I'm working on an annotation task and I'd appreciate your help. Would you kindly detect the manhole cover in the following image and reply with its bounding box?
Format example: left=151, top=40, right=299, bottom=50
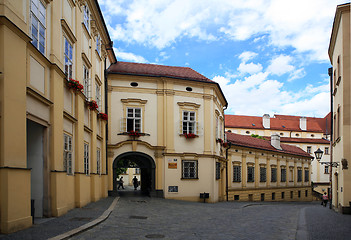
left=69, top=217, right=92, bottom=221
left=129, top=215, right=148, bottom=219
left=145, top=234, right=165, bottom=238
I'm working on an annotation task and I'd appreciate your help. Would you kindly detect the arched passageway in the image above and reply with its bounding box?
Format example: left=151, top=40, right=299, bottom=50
left=112, top=152, right=156, bottom=196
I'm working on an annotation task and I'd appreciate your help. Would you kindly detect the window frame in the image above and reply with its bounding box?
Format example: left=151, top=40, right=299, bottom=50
left=30, top=0, right=46, bottom=54
left=247, top=166, right=255, bottom=182
left=126, top=107, right=142, bottom=132
left=271, top=168, right=277, bottom=182
left=83, top=65, right=90, bottom=99
left=304, top=169, right=309, bottom=182
left=96, top=82, right=101, bottom=110
left=216, top=162, right=221, bottom=180
left=182, top=160, right=198, bottom=179
left=297, top=169, right=302, bottom=182
left=324, top=165, right=329, bottom=174
left=233, top=165, right=241, bottom=182
left=64, top=37, right=73, bottom=79
left=83, top=4, right=90, bottom=31
left=84, top=143, right=89, bottom=176
left=182, top=111, right=196, bottom=134
left=260, top=167, right=266, bottom=182
left=281, top=168, right=286, bottom=182
left=307, top=146, right=311, bottom=154
left=63, top=133, right=73, bottom=175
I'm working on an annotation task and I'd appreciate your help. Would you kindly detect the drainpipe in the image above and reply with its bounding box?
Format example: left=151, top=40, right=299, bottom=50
left=328, top=67, right=333, bottom=209
left=225, top=141, right=232, bottom=201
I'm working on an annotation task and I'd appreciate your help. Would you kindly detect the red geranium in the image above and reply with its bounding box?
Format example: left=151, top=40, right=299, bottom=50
left=67, top=78, right=83, bottom=91
left=88, top=100, right=99, bottom=110
left=98, top=113, right=108, bottom=120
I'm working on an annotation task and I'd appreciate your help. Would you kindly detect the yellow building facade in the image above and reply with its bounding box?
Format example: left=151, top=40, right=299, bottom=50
left=226, top=133, right=313, bottom=202
left=0, top=0, right=116, bottom=233
left=107, top=62, right=228, bottom=202
left=328, top=2, right=351, bottom=213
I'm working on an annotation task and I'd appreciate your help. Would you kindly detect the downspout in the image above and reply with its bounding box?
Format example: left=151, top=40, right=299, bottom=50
left=328, top=67, right=333, bottom=209
left=223, top=106, right=229, bottom=202
left=104, top=59, right=108, bottom=175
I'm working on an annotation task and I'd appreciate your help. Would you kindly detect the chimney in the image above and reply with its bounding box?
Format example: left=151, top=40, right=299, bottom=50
left=263, top=114, right=270, bottom=129
left=300, top=117, right=307, bottom=131
left=271, top=133, right=282, bottom=150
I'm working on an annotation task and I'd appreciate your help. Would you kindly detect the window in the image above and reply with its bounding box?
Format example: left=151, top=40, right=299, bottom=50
left=97, top=148, right=101, bottom=175
left=281, top=168, right=286, bottom=182
left=324, top=165, right=329, bottom=174
left=233, top=166, right=241, bottom=182
left=83, top=65, right=90, bottom=99
left=305, top=190, right=308, bottom=197
left=260, top=167, right=266, bottom=182
left=83, top=4, right=90, bottom=31
left=96, top=83, right=101, bottom=110
left=127, top=108, right=142, bottom=132
left=30, top=0, right=46, bottom=54
left=290, top=191, right=293, bottom=199
left=307, top=146, right=311, bottom=154
left=281, top=192, right=285, bottom=199
left=182, top=160, right=198, bottom=179
left=96, top=35, right=101, bottom=55
left=182, top=111, right=196, bottom=134
left=272, top=192, right=275, bottom=200
left=63, top=134, right=73, bottom=174
left=234, top=195, right=239, bottom=201
left=216, top=162, right=221, bottom=180
left=64, top=37, right=73, bottom=79
left=304, top=170, right=309, bottom=182
left=325, top=147, right=329, bottom=155
left=297, top=169, right=302, bottom=182
left=298, top=190, right=301, bottom=198
left=271, top=168, right=277, bottom=182
left=135, top=168, right=141, bottom=174
left=261, top=193, right=265, bottom=201
left=84, top=143, right=89, bottom=175
left=247, top=166, right=254, bottom=182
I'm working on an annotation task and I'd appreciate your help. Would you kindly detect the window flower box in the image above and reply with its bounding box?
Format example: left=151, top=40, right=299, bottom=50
left=128, top=130, right=140, bottom=137
left=98, top=113, right=108, bottom=121
left=184, top=133, right=198, bottom=139
left=88, top=100, right=99, bottom=111
left=67, top=78, right=83, bottom=92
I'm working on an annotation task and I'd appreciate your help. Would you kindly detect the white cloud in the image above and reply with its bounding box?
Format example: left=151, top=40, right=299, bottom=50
left=214, top=71, right=329, bottom=117
left=114, top=48, right=148, bottom=63
left=100, top=0, right=344, bottom=60
left=237, top=62, right=263, bottom=75
left=288, top=68, right=306, bottom=82
left=238, top=51, right=258, bottom=63
left=267, top=55, right=295, bottom=76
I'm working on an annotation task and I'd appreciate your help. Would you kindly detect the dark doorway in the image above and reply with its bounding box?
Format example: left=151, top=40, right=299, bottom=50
left=111, top=152, right=156, bottom=196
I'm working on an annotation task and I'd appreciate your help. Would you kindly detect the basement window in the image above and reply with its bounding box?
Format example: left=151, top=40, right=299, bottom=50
left=186, top=87, right=193, bottom=91
left=130, top=82, right=138, bottom=87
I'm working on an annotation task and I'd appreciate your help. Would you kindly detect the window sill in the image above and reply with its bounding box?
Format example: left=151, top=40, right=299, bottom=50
left=181, top=178, right=199, bottom=180
left=117, top=132, right=150, bottom=137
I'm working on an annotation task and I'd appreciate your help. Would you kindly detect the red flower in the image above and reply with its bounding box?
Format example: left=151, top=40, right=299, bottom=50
left=67, top=78, right=83, bottom=91
left=98, top=113, right=108, bottom=120
left=185, top=133, right=197, bottom=139
left=128, top=131, right=140, bottom=137
left=88, top=100, right=99, bottom=110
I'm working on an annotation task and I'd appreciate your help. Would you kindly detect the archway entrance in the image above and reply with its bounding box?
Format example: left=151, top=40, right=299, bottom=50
left=112, top=152, right=156, bottom=196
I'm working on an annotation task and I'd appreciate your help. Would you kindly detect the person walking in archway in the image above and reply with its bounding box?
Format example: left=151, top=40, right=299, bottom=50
left=133, top=176, right=139, bottom=190
left=322, top=192, right=328, bottom=207
left=117, top=176, right=125, bottom=190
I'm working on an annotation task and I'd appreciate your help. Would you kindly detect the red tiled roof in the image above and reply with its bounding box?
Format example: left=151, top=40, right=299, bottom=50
left=225, top=114, right=331, bottom=133
left=265, top=136, right=330, bottom=144
left=108, top=61, right=214, bottom=83
left=226, top=132, right=312, bottom=158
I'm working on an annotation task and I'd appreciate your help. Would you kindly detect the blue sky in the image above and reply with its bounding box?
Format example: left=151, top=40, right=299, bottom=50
left=98, top=0, right=348, bottom=118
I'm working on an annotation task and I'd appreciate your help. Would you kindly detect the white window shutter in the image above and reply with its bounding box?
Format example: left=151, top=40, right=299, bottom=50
left=120, top=117, right=126, bottom=132
left=196, top=122, right=203, bottom=136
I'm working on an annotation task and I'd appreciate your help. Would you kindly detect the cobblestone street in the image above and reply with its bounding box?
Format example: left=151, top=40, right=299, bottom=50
left=69, top=193, right=351, bottom=240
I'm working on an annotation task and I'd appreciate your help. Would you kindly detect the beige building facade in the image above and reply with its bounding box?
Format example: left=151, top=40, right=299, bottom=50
left=226, top=133, right=313, bottom=202
left=0, top=0, right=116, bottom=233
left=107, top=62, right=228, bottom=202
left=225, top=114, right=331, bottom=195
left=328, top=2, right=351, bottom=214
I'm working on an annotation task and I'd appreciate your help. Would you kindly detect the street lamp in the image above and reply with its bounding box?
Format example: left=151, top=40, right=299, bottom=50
left=314, top=148, right=323, bottom=161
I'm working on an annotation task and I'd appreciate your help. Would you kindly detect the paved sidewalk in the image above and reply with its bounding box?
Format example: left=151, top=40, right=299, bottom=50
left=0, top=196, right=118, bottom=240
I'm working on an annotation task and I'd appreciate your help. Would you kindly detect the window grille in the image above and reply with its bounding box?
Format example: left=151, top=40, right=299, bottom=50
left=271, top=168, right=277, bottom=182
left=247, top=166, right=254, bottom=182
left=63, top=134, right=73, bottom=175
left=182, top=160, right=198, bottom=179
left=233, top=166, right=241, bottom=182
left=297, top=169, right=302, bottom=182
left=281, top=168, right=286, bottom=182
left=304, top=170, right=309, bottom=182
left=97, top=149, right=101, bottom=175
left=216, top=162, right=221, bottom=180
left=84, top=143, right=89, bottom=175
left=260, top=167, right=266, bottom=182
left=31, top=0, right=46, bottom=54
left=64, top=37, right=73, bottom=79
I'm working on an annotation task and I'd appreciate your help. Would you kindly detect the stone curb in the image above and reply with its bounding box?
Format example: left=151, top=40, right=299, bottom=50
left=48, top=197, right=119, bottom=240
